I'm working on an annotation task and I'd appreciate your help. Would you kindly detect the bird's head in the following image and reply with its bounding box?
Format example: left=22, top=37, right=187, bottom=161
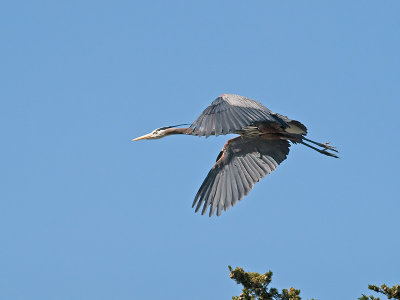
left=132, top=124, right=190, bottom=141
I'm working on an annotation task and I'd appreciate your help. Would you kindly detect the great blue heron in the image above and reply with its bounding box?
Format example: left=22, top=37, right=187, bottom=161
left=133, top=94, right=338, bottom=216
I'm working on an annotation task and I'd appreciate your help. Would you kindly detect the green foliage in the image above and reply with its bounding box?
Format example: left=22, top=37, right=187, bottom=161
left=229, top=266, right=399, bottom=300
left=228, top=266, right=310, bottom=300
left=359, top=284, right=400, bottom=300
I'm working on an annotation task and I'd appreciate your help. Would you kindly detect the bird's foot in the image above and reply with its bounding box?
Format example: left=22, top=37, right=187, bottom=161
left=321, top=142, right=338, bottom=153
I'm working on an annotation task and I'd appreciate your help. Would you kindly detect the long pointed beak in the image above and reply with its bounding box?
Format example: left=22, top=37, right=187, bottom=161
left=132, top=133, right=152, bottom=141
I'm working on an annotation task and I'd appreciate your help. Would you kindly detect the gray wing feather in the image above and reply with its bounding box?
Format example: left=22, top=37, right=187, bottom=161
left=229, top=107, right=250, bottom=129
left=228, top=165, right=239, bottom=208
left=200, top=171, right=220, bottom=214
left=211, top=172, right=223, bottom=216
left=192, top=137, right=290, bottom=216
left=193, top=174, right=212, bottom=212
left=224, top=164, right=233, bottom=212
left=236, top=157, right=253, bottom=192
left=205, top=110, right=214, bottom=136
left=248, top=154, right=264, bottom=178
left=243, top=156, right=259, bottom=182
left=232, top=162, right=244, bottom=202
left=265, top=155, right=278, bottom=170
left=214, top=108, right=223, bottom=137
left=217, top=170, right=227, bottom=216
left=190, top=94, right=289, bottom=137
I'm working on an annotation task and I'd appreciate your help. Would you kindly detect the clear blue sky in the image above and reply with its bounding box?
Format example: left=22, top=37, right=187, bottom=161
left=1, top=1, right=399, bottom=299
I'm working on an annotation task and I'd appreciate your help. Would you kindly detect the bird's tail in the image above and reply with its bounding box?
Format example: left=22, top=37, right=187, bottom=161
left=300, top=137, right=339, bottom=158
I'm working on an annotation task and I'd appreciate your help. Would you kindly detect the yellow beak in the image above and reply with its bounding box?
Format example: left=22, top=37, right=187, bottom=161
left=132, top=133, right=152, bottom=141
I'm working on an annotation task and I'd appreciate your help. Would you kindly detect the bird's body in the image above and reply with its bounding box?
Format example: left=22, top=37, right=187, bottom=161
left=133, top=94, right=338, bottom=216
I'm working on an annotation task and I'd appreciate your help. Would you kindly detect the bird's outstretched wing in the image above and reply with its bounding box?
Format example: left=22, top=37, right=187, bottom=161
left=189, top=94, right=290, bottom=137
left=192, top=136, right=290, bottom=216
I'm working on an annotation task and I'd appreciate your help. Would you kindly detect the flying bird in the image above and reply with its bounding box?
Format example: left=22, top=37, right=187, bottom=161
left=133, top=94, right=338, bottom=216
